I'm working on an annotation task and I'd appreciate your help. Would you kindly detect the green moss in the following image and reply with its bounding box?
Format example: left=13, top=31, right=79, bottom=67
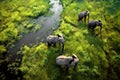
left=26, top=23, right=34, bottom=29
left=34, top=24, right=41, bottom=32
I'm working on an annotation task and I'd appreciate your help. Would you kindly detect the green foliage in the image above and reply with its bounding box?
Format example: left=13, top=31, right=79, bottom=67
left=60, top=0, right=73, bottom=7
left=26, top=23, right=34, bottom=29
left=54, top=19, right=108, bottom=80
left=54, top=0, right=120, bottom=80
left=0, top=45, right=6, bottom=57
left=0, top=27, right=18, bottom=40
left=20, top=44, right=49, bottom=80
left=1, top=0, right=119, bottom=80
left=34, top=24, right=41, bottom=32
left=19, top=43, right=65, bottom=80
left=0, top=0, right=50, bottom=57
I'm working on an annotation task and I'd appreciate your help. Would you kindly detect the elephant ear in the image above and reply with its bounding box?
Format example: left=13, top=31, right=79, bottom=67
left=85, top=10, right=89, bottom=15
left=86, top=10, right=89, bottom=13
left=57, top=34, right=62, bottom=38
left=72, top=54, right=77, bottom=59
left=98, top=20, right=102, bottom=27
left=98, top=20, right=101, bottom=22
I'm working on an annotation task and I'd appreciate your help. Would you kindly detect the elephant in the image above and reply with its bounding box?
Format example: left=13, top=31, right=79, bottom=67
left=46, top=34, right=64, bottom=51
left=56, top=54, right=79, bottom=72
left=88, top=20, right=102, bottom=33
left=78, top=10, right=89, bottom=23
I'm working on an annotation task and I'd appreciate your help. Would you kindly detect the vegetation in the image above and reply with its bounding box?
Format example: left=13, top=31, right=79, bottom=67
left=0, top=0, right=50, bottom=57
left=34, top=24, right=41, bottom=32
left=0, top=0, right=120, bottom=80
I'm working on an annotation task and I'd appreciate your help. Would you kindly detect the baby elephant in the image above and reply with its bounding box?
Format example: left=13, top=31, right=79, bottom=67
left=78, top=10, right=89, bottom=23
left=88, top=20, right=102, bottom=33
left=46, top=34, right=64, bottom=51
left=56, top=54, right=79, bottom=72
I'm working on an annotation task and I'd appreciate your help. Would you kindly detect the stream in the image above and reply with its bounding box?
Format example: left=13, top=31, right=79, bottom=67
left=0, top=0, right=63, bottom=80
left=7, top=0, right=63, bottom=55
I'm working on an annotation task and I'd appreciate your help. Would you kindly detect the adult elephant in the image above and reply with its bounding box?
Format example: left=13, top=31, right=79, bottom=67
left=56, top=54, right=79, bottom=72
left=88, top=20, right=102, bottom=33
left=46, top=34, right=64, bottom=51
left=78, top=10, right=89, bottom=23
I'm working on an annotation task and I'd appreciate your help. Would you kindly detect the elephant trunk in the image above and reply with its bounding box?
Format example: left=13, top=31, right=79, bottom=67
left=100, top=24, right=102, bottom=33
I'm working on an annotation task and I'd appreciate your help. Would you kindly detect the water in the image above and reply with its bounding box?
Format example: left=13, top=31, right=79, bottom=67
left=7, top=0, right=63, bottom=55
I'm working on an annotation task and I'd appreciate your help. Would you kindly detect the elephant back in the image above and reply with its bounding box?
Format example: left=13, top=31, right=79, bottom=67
left=88, top=20, right=96, bottom=28
left=46, top=35, right=58, bottom=42
left=79, top=12, right=84, bottom=19
left=56, top=55, right=73, bottom=66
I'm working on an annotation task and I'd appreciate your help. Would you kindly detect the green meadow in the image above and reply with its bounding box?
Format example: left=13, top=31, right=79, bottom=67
left=0, top=0, right=120, bottom=80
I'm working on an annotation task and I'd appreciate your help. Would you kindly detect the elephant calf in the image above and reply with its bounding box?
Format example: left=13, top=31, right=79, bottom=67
left=56, top=54, right=79, bottom=71
left=88, top=20, right=102, bottom=33
left=46, top=34, right=64, bottom=51
left=78, top=10, right=89, bottom=23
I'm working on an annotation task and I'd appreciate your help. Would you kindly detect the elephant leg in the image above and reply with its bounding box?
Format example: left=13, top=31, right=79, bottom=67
left=48, top=43, right=51, bottom=47
left=73, top=63, right=78, bottom=71
left=78, top=17, right=80, bottom=21
left=53, top=43, right=56, bottom=47
left=66, top=66, right=69, bottom=74
left=88, top=26, right=94, bottom=31
left=84, top=16, right=86, bottom=23
left=91, top=26, right=95, bottom=30
left=91, top=27, right=95, bottom=32
left=89, top=27, right=96, bottom=35
left=78, top=17, right=82, bottom=22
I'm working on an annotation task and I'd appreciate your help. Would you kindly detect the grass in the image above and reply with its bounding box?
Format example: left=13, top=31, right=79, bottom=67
left=18, top=0, right=120, bottom=80
left=0, top=0, right=120, bottom=80
left=0, top=0, right=50, bottom=57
